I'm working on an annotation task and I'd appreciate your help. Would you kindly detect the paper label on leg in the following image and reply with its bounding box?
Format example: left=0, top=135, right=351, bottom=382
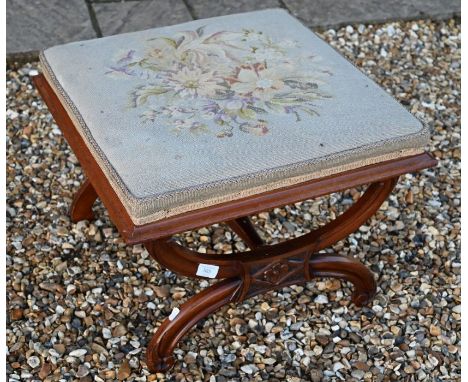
left=168, top=307, right=180, bottom=321
left=196, top=263, right=219, bottom=278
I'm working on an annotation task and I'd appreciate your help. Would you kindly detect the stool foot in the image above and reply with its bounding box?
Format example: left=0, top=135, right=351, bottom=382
left=146, top=279, right=241, bottom=373
left=308, top=253, right=377, bottom=307
left=70, top=178, right=98, bottom=222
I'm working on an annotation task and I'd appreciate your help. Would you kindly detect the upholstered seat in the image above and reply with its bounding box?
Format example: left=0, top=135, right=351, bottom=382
left=40, top=9, right=429, bottom=225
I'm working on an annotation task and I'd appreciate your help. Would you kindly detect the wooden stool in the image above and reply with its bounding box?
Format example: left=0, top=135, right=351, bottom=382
left=34, top=9, right=436, bottom=372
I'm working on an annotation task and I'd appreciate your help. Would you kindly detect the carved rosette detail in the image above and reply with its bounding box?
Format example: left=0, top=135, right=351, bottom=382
left=263, top=261, right=289, bottom=284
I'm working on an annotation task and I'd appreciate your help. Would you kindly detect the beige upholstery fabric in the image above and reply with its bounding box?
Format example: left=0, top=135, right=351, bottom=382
left=40, top=9, right=429, bottom=225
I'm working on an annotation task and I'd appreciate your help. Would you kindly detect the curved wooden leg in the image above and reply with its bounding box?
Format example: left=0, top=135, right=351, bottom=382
left=308, top=253, right=376, bottom=307
left=226, top=216, right=264, bottom=249
left=146, top=278, right=241, bottom=372
left=70, top=178, right=98, bottom=222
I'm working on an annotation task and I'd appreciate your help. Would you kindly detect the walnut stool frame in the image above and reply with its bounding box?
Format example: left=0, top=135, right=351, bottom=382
left=34, top=74, right=436, bottom=373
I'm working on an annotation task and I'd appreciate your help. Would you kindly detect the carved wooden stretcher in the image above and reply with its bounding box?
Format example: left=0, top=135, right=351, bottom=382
left=34, top=73, right=435, bottom=372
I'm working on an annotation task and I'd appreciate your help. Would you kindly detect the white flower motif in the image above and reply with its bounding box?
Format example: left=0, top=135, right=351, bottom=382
left=242, top=29, right=267, bottom=43
left=250, top=47, right=282, bottom=62
left=231, top=66, right=285, bottom=98
left=201, top=111, right=216, bottom=120
left=225, top=100, right=244, bottom=110
left=277, top=39, right=299, bottom=48
left=165, top=67, right=226, bottom=98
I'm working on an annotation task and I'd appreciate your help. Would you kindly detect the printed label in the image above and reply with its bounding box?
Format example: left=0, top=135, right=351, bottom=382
left=196, top=263, right=219, bottom=278
left=168, top=307, right=180, bottom=321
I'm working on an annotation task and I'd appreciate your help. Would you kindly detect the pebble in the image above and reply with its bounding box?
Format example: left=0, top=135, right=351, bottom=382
left=103, top=328, right=112, bottom=339
left=184, top=352, right=197, bottom=364
left=352, top=369, right=365, bottom=379
left=76, top=365, right=90, bottom=378
left=430, top=324, right=441, bottom=336
left=118, top=359, right=131, bottom=380
left=112, top=324, right=127, bottom=337
left=333, top=362, right=345, bottom=372
left=69, top=349, right=87, bottom=358
left=38, top=363, right=51, bottom=379
left=314, top=294, right=329, bottom=304
left=240, top=364, right=258, bottom=374
left=313, top=345, right=323, bottom=356
left=27, top=356, right=40, bottom=369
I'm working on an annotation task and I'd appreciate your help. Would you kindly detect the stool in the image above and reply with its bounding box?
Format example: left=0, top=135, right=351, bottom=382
left=34, top=9, right=436, bottom=372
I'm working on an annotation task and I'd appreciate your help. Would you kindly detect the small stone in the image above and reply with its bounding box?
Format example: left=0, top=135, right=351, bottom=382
left=405, top=190, right=414, bottom=203
left=314, top=295, right=328, bottom=304
left=241, top=364, right=258, bottom=374
left=387, top=25, right=396, bottom=36
left=417, top=370, right=427, bottom=380
left=102, top=228, right=113, bottom=237
left=428, top=354, right=439, bottom=367
left=69, top=349, right=87, bottom=358
left=38, top=362, right=51, bottom=379
left=112, top=324, right=127, bottom=337
left=76, top=365, right=90, bottom=378
left=352, top=370, right=365, bottom=379
left=323, top=342, right=335, bottom=354
left=103, top=328, right=112, bottom=339
left=52, top=344, right=65, bottom=355
left=333, top=362, right=345, bottom=372
left=264, top=358, right=275, bottom=365
left=313, top=345, right=323, bottom=356
left=118, top=359, right=131, bottom=380
left=430, top=324, right=441, bottom=336
left=353, top=361, right=370, bottom=371
left=91, top=343, right=108, bottom=354
left=172, top=291, right=186, bottom=300
left=310, top=370, right=323, bottom=382
left=260, top=302, right=270, bottom=312
left=154, top=286, right=170, bottom=298
left=102, top=370, right=116, bottom=379
left=223, top=353, right=236, bottom=363
left=341, top=347, right=351, bottom=355
left=55, top=305, right=65, bottom=315
left=349, top=333, right=361, bottom=343
left=27, top=356, right=40, bottom=368
left=75, top=310, right=86, bottom=318
left=10, top=308, right=23, bottom=321
left=184, top=352, right=197, bottom=364
left=316, top=335, right=329, bottom=346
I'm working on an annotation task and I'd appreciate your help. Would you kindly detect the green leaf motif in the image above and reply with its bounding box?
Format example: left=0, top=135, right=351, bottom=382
left=238, top=107, right=256, bottom=120
left=133, top=86, right=170, bottom=106
left=160, top=37, right=177, bottom=48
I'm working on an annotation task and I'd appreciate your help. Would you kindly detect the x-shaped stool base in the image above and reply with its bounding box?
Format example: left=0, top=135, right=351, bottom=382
left=72, top=177, right=397, bottom=372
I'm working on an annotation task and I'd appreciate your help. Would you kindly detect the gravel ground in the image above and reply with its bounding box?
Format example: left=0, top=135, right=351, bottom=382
left=7, top=18, right=460, bottom=382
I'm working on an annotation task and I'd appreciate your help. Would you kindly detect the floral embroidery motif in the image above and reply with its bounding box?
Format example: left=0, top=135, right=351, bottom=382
left=107, top=26, right=332, bottom=137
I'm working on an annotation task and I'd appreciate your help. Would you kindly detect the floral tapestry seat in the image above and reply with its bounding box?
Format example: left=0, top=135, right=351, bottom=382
left=40, top=9, right=429, bottom=225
